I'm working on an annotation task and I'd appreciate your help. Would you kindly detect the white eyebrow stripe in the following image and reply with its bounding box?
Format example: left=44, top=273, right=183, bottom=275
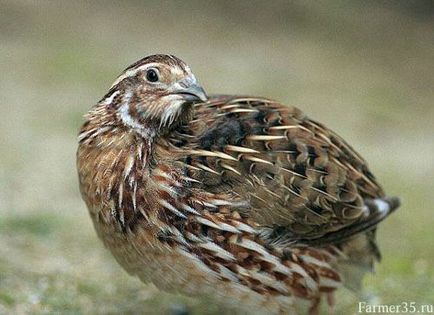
left=110, top=62, right=161, bottom=89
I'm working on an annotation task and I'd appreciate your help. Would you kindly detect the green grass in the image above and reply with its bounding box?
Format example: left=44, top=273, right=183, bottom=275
left=0, top=213, right=61, bottom=237
left=1, top=1, right=433, bottom=314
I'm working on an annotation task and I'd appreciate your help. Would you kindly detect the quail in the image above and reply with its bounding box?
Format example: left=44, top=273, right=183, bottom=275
left=77, top=54, right=399, bottom=314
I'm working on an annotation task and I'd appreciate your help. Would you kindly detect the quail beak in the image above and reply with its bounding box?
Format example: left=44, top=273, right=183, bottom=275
left=172, top=83, right=208, bottom=103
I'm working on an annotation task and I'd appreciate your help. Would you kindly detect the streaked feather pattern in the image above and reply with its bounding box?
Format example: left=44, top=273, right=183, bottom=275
left=77, top=55, right=399, bottom=314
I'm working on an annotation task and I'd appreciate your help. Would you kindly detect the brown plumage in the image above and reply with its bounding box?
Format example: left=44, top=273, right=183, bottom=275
left=77, top=54, right=399, bottom=314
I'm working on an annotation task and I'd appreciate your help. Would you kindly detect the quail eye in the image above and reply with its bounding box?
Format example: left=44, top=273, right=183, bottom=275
left=146, top=69, right=159, bottom=83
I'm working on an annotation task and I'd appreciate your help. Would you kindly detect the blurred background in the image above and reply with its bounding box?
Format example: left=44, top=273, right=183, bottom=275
left=0, top=1, right=433, bottom=314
